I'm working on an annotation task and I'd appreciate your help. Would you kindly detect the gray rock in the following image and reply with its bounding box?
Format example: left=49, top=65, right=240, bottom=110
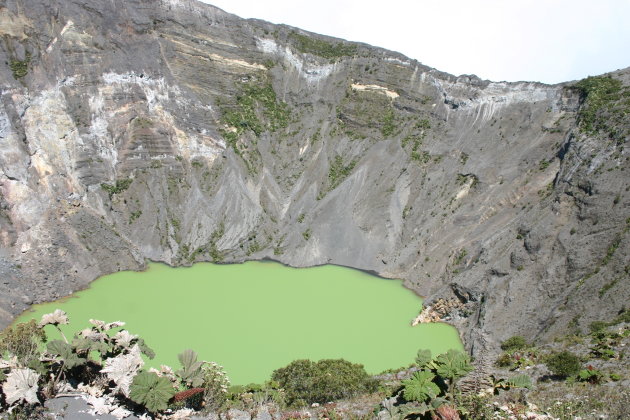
left=44, top=395, right=141, bottom=420
left=225, top=409, right=251, bottom=420
left=254, top=407, right=273, bottom=420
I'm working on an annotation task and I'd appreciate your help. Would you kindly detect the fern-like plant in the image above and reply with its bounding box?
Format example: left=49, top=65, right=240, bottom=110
left=402, top=370, right=440, bottom=403
left=415, top=349, right=432, bottom=368
left=485, top=374, right=532, bottom=395
left=176, top=349, right=205, bottom=387
left=505, top=374, right=532, bottom=389
left=129, top=371, right=176, bottom=413
left=434, top=350, right=473, bottom=395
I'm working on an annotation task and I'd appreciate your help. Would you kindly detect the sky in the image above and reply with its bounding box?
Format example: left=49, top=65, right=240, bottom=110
left=201, top=0, right=630, bottom=84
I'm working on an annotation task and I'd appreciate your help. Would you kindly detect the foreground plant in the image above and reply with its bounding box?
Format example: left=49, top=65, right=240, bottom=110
left=392, top=349, right=471, bottom=418
left=2, top=368, right=40, bottom=405
left=0, top=311, right=231, bottom=418
left=272, top=358, right=378, bottom=406
left=481, top=374, right=532, bottom=396
left=0, top=320, right=46, bottom=366
left=173, top=349, right=230, bottom=410
left=129, top=371, right=176, bottom=413
left=382, top=348, right=533, bottom=419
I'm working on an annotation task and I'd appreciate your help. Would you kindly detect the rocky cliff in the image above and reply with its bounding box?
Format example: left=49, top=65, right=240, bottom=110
left=0, top=0, right=628, bottom=356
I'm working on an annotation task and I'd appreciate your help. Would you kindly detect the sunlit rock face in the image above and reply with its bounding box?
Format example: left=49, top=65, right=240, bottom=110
left=0, top=0, right=628, bottom=354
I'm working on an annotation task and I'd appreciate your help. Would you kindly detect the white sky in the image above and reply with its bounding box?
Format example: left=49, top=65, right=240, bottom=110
left=200, top=0, right=630, bottom=84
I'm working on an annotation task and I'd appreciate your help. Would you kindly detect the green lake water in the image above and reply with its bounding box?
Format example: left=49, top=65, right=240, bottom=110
left=15, top=261, right=462, bottom=384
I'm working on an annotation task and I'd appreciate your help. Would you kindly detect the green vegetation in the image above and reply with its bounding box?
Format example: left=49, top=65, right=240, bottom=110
left=402, top=119, right=431, bottom=163
left=601, top=235, right=622, bottom=265
left=545, top=351, right=581, bottom=378
left=289, top=32, right=357, bottom=60
left=0, top=320, right=46, bottom=366
left=208, top=223, right=225, bottom=262
left=538, top=159, right=550, bottom=171
left=310, top=127, right=321, bottom=144
left=10, top=53, right=31, bottom=79
left=576, top=366, right=604, bottom=384
left=495, top=345, right=541, bottom=371
left=381, top=109, right=396, bottom=137
left=271, top=359, right=377, bottom=406
left=327, top=154, right=357, bottom=190
left=411, top=150, right=431, bottom=163
left=456, top=173, right=478, bottom=189
left=101, top=178, right=133, bottom=198
left=392, top=349, right=478, bottom=417
left=129, top=371, right=176, bottom=413
left=220, top=82, right=291, bottom=158
left=133, top=116, right=154, bottom=128
left=129, top=210, right=142, bottom=223
left=538, top=182, right=554, bottom=199
left=0, top=312, right=229, bottom=417
left=453, top=249, right=467, bottom=266
left=598, top=278, right=619, bottom=298
left=573, top=75, right=630, bottom=143
left=500, top=336, right=528, bottom=352
left=588, top=322, right=628, bottom=360
left=301, top=228, right=311, bottom=241
left=416, top=119, right=431, bottom=130
left=576, top=219, right=629, bottom=288
left=490, top=319, right=629, bottom=419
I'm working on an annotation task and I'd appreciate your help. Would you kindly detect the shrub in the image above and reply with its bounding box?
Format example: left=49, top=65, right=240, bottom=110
left=495, top=352, right=513, bottom=368
left=546, top=351, right=581, bottom=378
left=589, top=321, right=608, bottom=333
left=611, top=309, right=630, bottom=325
left=9, top=53, right=30, bottom=79
left=500, top=336, right=528, bottom=352
left=271, top=359, right=377, bottom=406
left=101, top=178, right=133, bottom=198
left=0, top=320, right=46, bottom=365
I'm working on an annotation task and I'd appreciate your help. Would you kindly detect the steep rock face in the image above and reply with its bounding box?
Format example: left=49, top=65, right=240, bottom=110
left=0, top=0, right=628, bottom=355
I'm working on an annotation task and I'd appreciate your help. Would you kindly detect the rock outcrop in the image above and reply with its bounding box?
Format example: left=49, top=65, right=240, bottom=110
left=0, top=0, right=628, bottom=356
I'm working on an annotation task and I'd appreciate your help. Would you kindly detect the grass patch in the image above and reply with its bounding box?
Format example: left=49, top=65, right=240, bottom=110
left=328, top=154, right=357, bottom=190
left=220, top=82, right=291, bottom=159
left=601, top=235, right=621, bottom=266
left=10, top=53, right=31, bottom=79
left=222, top=83, right=290, bottom=138
left=453, top=249, right=467, bottom=265
left=381, top=109, right=396, bottom=137
left=129, top=210, right=142, bottom=224
left=411, top=150, right=431, bottom=163
left=572, top=75, right=630, bottom=143
left=289, top=32, right=357, bottom=60
left=101, top=178, right=133, bottom=198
